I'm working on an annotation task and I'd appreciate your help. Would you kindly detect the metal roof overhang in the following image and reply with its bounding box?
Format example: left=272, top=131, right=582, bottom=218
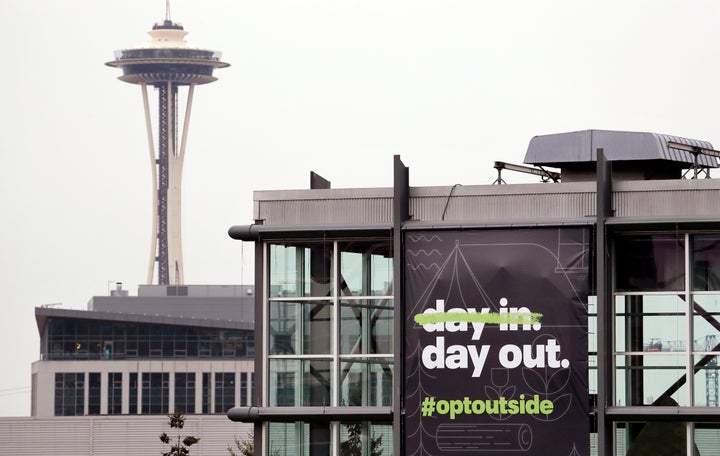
left=227, top=219, right=602, bottom=242
left=34, top=307, right=253, bottom=335
left=229, top=216, right=720, bottom=243
left=605, top=216, right=720, bottom=232
left=401, top=218, right=595, bottom=230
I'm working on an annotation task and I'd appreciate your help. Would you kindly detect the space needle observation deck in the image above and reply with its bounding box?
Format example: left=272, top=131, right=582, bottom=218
left=106, top=13, right=229, bottom=286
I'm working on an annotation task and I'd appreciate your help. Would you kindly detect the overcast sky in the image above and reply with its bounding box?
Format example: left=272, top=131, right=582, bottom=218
left=1, top=0, right=719, bottom=416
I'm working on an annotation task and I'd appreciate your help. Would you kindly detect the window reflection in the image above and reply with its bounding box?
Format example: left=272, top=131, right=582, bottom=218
left=615, top=235, right=685, bottom=292
left=614, top=354, right=687, bottom=406
left=215, top=372, right=235, bottom=413
left=339, top=422, right=391, bottom=456
left=270, top=243, right=334, bottom=298
left=175, top=373, right=196, bottom=414
left=266, top=238, right=394, bottom=452
left=88, top=373, right=101, bottom=415
left=54, top=372, right=84, bottom=416
left=614, top=234, right=720, bottom=412
left=141, top=372, right=169, bottom=414
left=269, top=359, right=333, bottom=407
left=340, top=299, right=393, bottom=355
left=339, top=240, right=393, bottom=296
left=339, top=358, right=393, bottom=407
left=44, top=319, right=253, bottom=360
left=614, top=295, right=686, bottom=353
left=269, top=300, right=333, bottom=355
left=108, top=372, right=122, bottom=414
left=621, top=417, right=698, bottom=455
left=693, top=234, right=720, bottom=291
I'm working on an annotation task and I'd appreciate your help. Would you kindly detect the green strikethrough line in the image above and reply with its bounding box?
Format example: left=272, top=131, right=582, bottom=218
left=413, top=312, right=543, bottom=326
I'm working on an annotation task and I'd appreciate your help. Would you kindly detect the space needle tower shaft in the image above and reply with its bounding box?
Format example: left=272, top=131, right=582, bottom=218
left=106, top=7, right=228, bottom=285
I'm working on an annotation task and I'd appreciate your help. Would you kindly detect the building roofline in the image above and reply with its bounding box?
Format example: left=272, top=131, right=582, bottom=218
left=34, top=307, right=253, bottom=336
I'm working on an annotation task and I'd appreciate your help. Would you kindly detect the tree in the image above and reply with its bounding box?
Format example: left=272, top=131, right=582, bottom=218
left=227, top=430, right=254, bottom=456
left=160, top=410, right=200, bottom=456
left=340, top=422, right=383, bottom=456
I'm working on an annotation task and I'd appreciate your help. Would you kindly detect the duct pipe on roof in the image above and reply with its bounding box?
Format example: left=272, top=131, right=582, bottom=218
left=228, top=224, right=392, bottom=241
left=227, top=406, right=393, bottom=423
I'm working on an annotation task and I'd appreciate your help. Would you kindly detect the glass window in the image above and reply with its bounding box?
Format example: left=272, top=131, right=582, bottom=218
left=142, top=372, right=169, bottom=414
left=108, top=372, right=122, bottom=414
left=270, top=243, right=334, bottom=298
left=692, top=295, right=720, bottom=407
left=339, top=422, right=392, bottom=456
left=693, top=354, right=720, bottom=407
left=695, top=423, right=720, bottom=454
left=54, top=372, right=84, bottom=416
left=129, top=373, right=138, bottom=414
left=269, top=359, right=333, bottom=407
left=202, top=372, right=210, bottom=414
left=42, top=318, right=253, bottom=361
left=266, top=238, right=394, bottom=453
left=174, top=373, right=195, bottom=414
left=340, top=299, right=393, bottom=355
left=215, top=372, right=235, bottom=413
left=339, top=358, right=393, bottom=407
left=588, top=296, right=597, bottom=396
left=615, top=354, right=687, bottom=406
left=267, top=423, right=312, bottom=456
left=693, top=234, right=720, bottom=291
left=338, top=240, right=393, bottom=296
left=615, top=234, right=685, bottom=292
left=88, top=373, right=101, bottom=415
left=269, top=300, right=333, bottom=355
left=240, top=372, right=248, bottom=407
left=251, top=373, right=256, bottom=406
left=617, top=421, right=693, bottom=455
left=613, top=294, right=689, bottom=407
left=614, top=295, right=686, bottom=353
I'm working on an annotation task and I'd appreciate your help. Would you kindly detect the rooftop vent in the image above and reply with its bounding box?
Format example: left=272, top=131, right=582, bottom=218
left=110, top=282, right=129, bottom=297
left=524, top=130, right=718, bottom=182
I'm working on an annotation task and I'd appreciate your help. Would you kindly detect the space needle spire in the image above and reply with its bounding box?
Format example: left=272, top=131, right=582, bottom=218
left=106, top=5, right=229, bottom=285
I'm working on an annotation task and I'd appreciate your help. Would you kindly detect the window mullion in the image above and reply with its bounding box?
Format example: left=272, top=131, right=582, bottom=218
left=685, top=233, right=694, bottom=456
left=685, top=234, right=693, bottom=407
left=333, top=240, right=339, bottom=408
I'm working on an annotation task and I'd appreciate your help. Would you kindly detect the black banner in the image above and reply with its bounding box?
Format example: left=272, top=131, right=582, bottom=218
left=404, top=228, right=590, bottom=456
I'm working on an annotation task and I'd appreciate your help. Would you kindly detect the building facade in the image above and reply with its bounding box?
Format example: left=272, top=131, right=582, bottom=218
left=0, top=284, right=255, bottom=455
left=228, top=130, right=720, bottom=456
left=33, top=284, right=255, bottom=418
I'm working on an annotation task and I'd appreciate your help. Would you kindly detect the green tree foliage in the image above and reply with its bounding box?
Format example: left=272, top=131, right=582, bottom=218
left=160, top=410, right=200, bottom=456
left=227, top=431, right=254, bottom=456
left=340, top=423, right=383, bottom=456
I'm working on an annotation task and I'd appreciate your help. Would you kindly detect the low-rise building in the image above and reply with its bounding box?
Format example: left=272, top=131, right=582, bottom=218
left=228, top=130, right=720, bottom=456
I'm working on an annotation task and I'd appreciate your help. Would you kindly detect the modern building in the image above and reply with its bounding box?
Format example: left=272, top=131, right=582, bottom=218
left=32, top=284, right=255, bottom=418
left=106, top=12, right=229, bottom=285
left=0, top=284, right=255, bottom=455
left=228, top=129, right=720, bottom=456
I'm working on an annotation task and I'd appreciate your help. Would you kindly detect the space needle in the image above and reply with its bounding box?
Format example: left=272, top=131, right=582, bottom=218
left=106, top=3, right=229, bottom=285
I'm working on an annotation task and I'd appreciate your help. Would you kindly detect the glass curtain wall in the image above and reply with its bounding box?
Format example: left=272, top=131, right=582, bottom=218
left=614, top=233, right=720, bottom=455
left=265, top=239, right=394, bottom=456
left=44, top=321, right=253, bottom=360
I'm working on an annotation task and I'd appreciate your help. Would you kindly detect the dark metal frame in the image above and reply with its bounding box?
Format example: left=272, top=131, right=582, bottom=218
left=393, top=155, right=409, bottom=456
left=155, top=81, right=177, bottom=285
